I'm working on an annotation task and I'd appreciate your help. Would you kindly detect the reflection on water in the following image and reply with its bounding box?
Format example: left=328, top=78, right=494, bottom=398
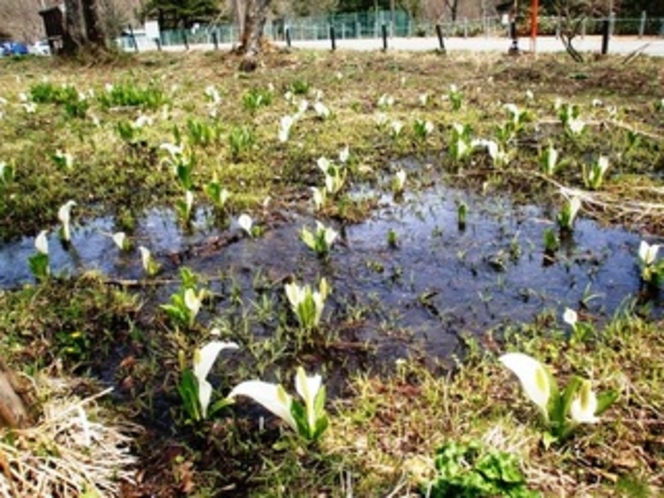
left=1, top=183, right=659, bottom=360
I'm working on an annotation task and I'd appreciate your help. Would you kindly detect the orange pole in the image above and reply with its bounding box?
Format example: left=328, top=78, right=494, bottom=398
left=530, top=0, right=539, bottom=53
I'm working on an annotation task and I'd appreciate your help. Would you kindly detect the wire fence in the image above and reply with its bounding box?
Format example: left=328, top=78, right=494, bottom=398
left=118, top=10, right=664, bottom=51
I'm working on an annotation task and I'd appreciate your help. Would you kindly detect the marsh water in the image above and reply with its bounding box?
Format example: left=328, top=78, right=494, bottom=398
left=1, top=178, right=659, bottom=362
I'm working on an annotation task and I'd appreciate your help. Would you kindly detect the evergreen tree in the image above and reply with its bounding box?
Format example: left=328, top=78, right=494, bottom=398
left=141, top=0, right=222, bottom=29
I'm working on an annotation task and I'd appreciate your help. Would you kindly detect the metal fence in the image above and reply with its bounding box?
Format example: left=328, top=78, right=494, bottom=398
left=117, top=10, right=664, bottom=51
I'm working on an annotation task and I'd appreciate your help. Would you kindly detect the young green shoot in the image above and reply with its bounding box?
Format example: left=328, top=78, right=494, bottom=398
left=557, top=196, right=581, bottom=233
left=52, top=150, right=74, bottom=171
left=317, top=157, right=346, bottom=197
left=543, top=228, right=559, bottom=255
left=311, top=187, right=326, bottom=211
left=638, top=240, right=663, bottom=285
left=162, top=287, right=206, bottom=329
left=139, top=246, right=161, bottom=277
left=285, top=278, right=330, bottom=331
left=583, top=156, right=610, bottom=191
left=449, top=123, right=473, bottom=161
left=540, top=143, right=559, bottom=175
left=175, top=190, right=195, bottom=225
left=413, top=118, right=434, bottom=141
left=229, top=126, right=256, bottom=161
left=205, top=174, right=230, bottom=211
left=387, top=228, right=398, bottom=248
left=559, top=103, right=585, bottom=137
left=0, top=161, right=14, bottom=188
left=563, top=308, right=593, bottom=344
left=477, top=139, right=510, bottom=167
left=390, top=120, right=404, bottom=138
left=457, top=201, right=468, bottom=230
left=393, top=169, right=406, bottom=195
left=447, top=84, right=462, bottom=111
left=300, top=221, right=338, bottom=257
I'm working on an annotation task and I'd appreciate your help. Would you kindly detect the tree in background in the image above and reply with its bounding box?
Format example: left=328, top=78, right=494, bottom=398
left=141, top=0, right=222, bottom=30
left=232, top=0, right=272, bottom=55
left=62, top=0, right=107, bottom=54
left=547, top=0, right=619, bottom=61
left=398, top=0, right=425, bottom=28
left=287, top=0, right=339, bottom=17
left=336, top=0, right=391, bottom=12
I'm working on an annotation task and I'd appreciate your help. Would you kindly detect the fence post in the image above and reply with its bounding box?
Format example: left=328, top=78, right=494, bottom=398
left=464, top=18, right=468, bottom=38
left=509, top=20, right=519, bottom=54
left=435, top=24, right=445, bottom=53
left=212, top=30, right=219, bottom=50
left=285, top=26, right=291, bottom=47
left=182, top=29, right=189, bottom=50
left=639, top=11, right=647, bottom=38
left=128, top=24, right=138, bottom=52
left=381, top=23, right=388, bottom=51
left=154, top=38, right=161, bottom=51
left=601, top=19, right=610, bottom=55
left=581, top=18, right=587, bottom=39
left=330, top=25, right=336, bottom=51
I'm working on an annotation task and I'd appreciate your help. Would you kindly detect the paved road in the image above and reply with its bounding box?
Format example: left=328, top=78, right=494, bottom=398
left=278, top=35, right=664, bottom=57
left=160, top=35, right=664, bottom=57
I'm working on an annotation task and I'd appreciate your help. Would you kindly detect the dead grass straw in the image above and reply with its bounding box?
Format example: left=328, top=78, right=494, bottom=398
left=0, top=382, right=138, bottom=497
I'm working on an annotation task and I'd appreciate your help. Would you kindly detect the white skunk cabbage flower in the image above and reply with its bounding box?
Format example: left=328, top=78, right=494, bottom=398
left=228, top=380, right=297, bottom=431
left=563, top=308, right=578, bottom=327
left=639, top=240, right=659, bottom=266
left=112, top=232, right=127, bottom=250
left=58, top=200, right=76, bottom=242
left=295, top=367, right=323, bottom=432
left=238, top=214, right=253, bottom=237
left=569, top=379, right=599, bottom=424
left=35, top=230, right=49, bottom=255
left=499, top=352, right=551, bottom=418
left=193, top=340, right=239, bottom=418
left=278, top=115, right=294, bottom=143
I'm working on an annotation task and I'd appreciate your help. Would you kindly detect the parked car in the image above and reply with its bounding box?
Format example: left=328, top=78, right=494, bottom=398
left=31, top=40, right=51, bottom=56
left=1, top=41, right=29, bottom=56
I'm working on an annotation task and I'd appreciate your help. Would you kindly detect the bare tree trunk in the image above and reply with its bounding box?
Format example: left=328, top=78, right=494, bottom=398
left=236, top=0, right=271, bottom=56
left=0, top=359, right=30, bottom=428
left=63, top=0, right=86, bottom=54
left=83, top=0, right=106, bottom=47
left=62, top=0, right=107, bottom=56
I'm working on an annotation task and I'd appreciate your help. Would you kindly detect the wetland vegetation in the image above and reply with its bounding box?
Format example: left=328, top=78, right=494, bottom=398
left=0, top=48, right=662, bottom=496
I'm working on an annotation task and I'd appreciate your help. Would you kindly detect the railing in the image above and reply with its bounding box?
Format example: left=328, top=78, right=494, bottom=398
left=117, top=11, right=664, bottom=51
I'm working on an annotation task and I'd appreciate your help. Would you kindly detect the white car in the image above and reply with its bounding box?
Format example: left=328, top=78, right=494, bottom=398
left=31, top=40, right=51, bottom=56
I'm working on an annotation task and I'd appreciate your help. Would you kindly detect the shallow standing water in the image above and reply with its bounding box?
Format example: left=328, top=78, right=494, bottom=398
left=1, top=180, right=659, bottom=362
